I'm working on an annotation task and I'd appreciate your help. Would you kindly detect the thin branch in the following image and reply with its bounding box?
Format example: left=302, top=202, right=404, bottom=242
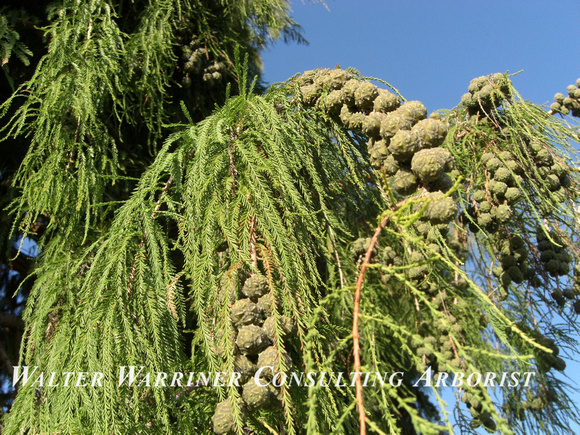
left=352, top=214, right=389, bottom=435
left=66, top=17, right=93, bottom=173
left=127, top=148, right=196, bottom=296
left=126, top=175, right=174, bottom=296
left=249, top=216, right=258, bottom=269
left=228, top=128, right=238, bottom=196
left=351, top=192, right=428, bottom=435
left=323, top=210, right=346, bottom=288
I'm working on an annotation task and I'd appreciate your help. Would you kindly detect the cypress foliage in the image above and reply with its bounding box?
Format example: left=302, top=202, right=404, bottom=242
left=2, top=3, right=580, bottom=435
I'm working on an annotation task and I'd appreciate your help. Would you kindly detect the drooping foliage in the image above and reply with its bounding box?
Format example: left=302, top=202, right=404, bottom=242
left=0, top=0, right=303, bottom=240
left=0, top=0, right=303, bottom=417
left=2, top=2, right=580, bottom=435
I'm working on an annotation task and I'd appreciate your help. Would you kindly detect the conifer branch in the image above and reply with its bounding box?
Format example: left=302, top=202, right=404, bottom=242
left=352, top=192, right=430, bottom=435
left=249, top=216, right=258, bottom=269
left=3, top=24, right=580, bottom=431
left=127, top=172, right=175, bottom=296
left=352, top=214, right=389, bottom=435
left=127, top=144, right=196, bottom=295
left=324, top=210, right=346, bottom=288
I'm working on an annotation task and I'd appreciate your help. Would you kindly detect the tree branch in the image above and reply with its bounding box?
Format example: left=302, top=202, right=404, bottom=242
left=323, top=210, right=346, bottom=288
left=249, top=216, right=258, bottom=269
left=127, top=148, right=196, bottom=296
left=352, top=214, right=389, bottom=435
left=126, top=175, right=174, bottom=296
left=351, top=192, right=427, bottom=435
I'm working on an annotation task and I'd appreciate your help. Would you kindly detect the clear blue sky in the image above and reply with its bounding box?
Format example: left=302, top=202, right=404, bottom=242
left=262, top=1, right=580, bottom=114
left=261, top=2, right=580, bottom=433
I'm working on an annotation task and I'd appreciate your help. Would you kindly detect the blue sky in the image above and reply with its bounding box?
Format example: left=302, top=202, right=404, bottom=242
left=261, top=1, right=580, bottom=432
left=261, top=1, right=580, bottom=114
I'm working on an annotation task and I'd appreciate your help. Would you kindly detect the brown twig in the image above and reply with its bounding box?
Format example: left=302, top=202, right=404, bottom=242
left=448, top=335, right=467, bottom=371
left=249, top=216, right=258, bottom=269
left=351, top=192, right=428, bottom=435
left=352, top=214, right=389, bottom=435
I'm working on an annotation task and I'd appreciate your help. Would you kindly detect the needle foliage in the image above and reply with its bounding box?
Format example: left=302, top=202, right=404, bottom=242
left=1, top=2, right=580, bottom=435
